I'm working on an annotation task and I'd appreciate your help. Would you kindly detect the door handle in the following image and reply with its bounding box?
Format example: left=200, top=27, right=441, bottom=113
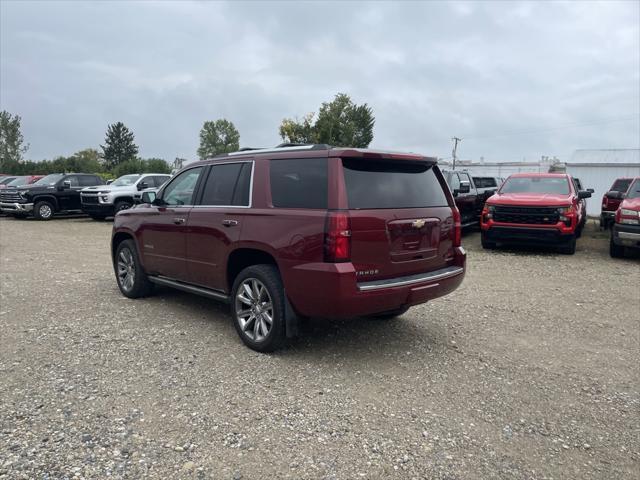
left=173, top=217, right=186, bottom=225
left=222, top=219, right=239, bottom=227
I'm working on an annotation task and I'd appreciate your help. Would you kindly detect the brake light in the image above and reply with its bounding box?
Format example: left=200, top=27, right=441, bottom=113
left=602, top=196, right=608, bottom=208
left=324, top=211, right=351, bottom=262
left=616, top=208, right=640, bottom=225
left=452, top=207, right=461, bottom=247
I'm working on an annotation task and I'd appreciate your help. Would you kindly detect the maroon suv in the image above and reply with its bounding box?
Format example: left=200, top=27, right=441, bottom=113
left=111, top=144, right=466, bottom=351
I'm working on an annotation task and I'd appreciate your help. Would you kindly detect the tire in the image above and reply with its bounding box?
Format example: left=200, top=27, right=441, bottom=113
left=33, top=201, right=55, bottom=221
left=368, top=306, right=410, bottom=320
left=609, top=237, right=625, bottom=258
left=114, top=239, right=154, bottom=298
left=481, top=232, right=497, bottom=250
left=558, top=235, right=577, bottom=255
left=231, top=264, right=287, bottom=352
left=90, top=215, right=107, bottom=221
left=114, top=200, right=133, bottom=214
left=576, top=219, right=586, bottom=238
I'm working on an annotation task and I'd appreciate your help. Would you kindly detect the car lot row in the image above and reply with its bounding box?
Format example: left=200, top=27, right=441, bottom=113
left=2, top=145, right=638, bottom=353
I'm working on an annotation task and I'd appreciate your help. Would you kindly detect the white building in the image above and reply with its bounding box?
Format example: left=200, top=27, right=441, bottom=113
left=564, top=149, right=640, bottom=216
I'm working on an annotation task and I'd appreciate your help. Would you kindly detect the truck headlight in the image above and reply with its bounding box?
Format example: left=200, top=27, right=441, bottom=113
left=100, top=195, right=110, bottom=203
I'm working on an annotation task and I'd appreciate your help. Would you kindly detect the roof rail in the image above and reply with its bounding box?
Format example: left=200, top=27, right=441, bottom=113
left=224, top=143, right=331, bottom=157
left=237, top=147, right=264, bottom=152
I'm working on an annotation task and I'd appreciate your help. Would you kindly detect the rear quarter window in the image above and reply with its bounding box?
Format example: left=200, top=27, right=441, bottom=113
left=342, top=159, right=448, bottom=209
left=270, top=158, right=328, bottom=209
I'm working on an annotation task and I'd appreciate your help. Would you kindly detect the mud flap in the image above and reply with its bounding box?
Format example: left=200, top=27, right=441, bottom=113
left=283, top=291, right=299, bottom=338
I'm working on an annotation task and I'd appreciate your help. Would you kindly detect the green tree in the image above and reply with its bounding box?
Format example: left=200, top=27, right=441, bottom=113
left=278, top=113, right=317, bottom=144
left=144, top=158, right=172, bottom=174
left=278, top=93, right=375, bottom=148
left=112, top=158, right=171, bottom=178
left=0, top=111, right=29, bottom=171
left=197, top=119, right=240, bottom=159
left=101, top=122, right=139, bottom=170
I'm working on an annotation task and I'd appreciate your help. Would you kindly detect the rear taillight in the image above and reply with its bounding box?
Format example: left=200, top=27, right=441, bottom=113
left=324, top=211, right=351, bottom=262
left=617, top=208, right=640, bottom=225
left=602, top=196, right=608, bottom=208
left=452, top=207, right=462, bottom=247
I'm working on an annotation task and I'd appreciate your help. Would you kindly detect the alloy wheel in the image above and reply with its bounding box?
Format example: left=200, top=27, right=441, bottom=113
left=117, top=248, right=136, bottom=291
left=235, top=278, right=273, bottom=342
left=39, top=204, right=52, bottom=219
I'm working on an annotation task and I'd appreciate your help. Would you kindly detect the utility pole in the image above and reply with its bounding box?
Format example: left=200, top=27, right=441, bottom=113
left=451, top=137, right=462, bottom=170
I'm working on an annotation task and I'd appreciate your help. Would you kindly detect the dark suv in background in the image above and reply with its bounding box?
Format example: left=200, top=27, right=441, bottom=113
left=112, top=144, right=466, bottom=351
left=0, top=173, right=105, bottom=220
left=601, top=177, right=634, bottom=229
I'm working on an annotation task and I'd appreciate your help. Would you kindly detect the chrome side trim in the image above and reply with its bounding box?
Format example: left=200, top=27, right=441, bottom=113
left=357, top=266, right=464, bottom=292
left=618, top=231, right=640, bottom=240
left=148, top=276, right=230, bottom=303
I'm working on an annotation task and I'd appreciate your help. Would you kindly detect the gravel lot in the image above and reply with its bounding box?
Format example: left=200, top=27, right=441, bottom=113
left=0, top=216, right=638, bottom=480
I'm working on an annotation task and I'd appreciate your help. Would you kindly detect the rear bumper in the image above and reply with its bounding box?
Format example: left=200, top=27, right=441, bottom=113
left=600, top=211, right=615, bottom=227
left=81, top=203, right=115, bottom=216
left=612, top=223, right=640, bottom=249
left=483, top=225, right=574, bottom=245
left=284, top=248, right=466, bottom=319
left=0, top=202, right=33, bottom=213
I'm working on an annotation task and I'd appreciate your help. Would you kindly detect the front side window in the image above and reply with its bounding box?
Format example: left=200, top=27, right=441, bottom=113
left=64, top=176, right=80, bottom=187
left=34, top=174, right=64, bottom=186
left=270, top=158, right=327, bottom=209
left=447, top=172, right=461, bottom=191
left=155, top=176, right=171, bottom=188
left=112, top=174, right=140, bottom=187
left=500, top=176, right=570, bottom=195
left=139, top=176, right=155, bottom=188
left=162, top=167, right=203, bottom=206
left=200, top=162, right=251, bottom=206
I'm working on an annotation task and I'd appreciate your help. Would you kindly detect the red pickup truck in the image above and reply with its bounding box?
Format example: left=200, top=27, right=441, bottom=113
left=610, top=177, right=640, bottom=258
left=600, top=177, right=635, bottom=229
left=480, top=173, right=592, bottom=254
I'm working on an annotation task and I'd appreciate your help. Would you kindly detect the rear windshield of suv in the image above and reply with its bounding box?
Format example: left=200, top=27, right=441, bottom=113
left=342, top=159, right=448, bottom=209
left=500, top=176, right=570, bottom=195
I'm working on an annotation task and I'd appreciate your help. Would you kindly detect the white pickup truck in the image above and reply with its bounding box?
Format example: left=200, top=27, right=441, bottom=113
left=80, top=173, right=171, bottom=220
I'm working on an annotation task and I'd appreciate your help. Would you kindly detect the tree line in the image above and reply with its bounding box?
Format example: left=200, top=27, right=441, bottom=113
left=0, top=93, right=376, bottom=178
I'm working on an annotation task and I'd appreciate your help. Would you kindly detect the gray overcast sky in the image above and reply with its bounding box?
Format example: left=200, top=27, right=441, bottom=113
left=1, top=0, right=639, bottom=162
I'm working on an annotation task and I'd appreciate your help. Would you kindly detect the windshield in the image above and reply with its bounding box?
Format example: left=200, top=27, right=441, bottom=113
left=0, top=177, right=17, bottom=185
left=33, top=174, right=64, bottom=186
left=626, top=179, right=640, bottom=199
left=500, top=176, right=570, bottom=195
left=6, top=176, right=28, bottom=187
left=112, top=174, right=141, bottom=187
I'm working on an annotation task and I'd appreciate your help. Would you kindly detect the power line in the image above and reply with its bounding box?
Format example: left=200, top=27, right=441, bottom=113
left=463, top=115, right=639, bottom=141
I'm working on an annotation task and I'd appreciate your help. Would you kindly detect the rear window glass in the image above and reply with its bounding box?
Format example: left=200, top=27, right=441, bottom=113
left=473, top=177, right=497, bottom=188
left=611, top=179, right=632, bottom=192
left=342, top=159, right=448, bottom=209
left=270, top=158, right=327, bottom=209
left=500, top=176, right=570, bottom=195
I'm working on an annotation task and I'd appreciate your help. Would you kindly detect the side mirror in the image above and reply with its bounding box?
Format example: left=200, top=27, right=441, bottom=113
left=58, top=180, right=71, bottom=190
left=137, top=181, right=148, bottom=191
left=578, top=190, right=592, bottom=199
left=141, top=191, right=157, bottom=204
left=106, top=180, right=114, bottom=185
left=587, top=188, right=594, bottom=194
left=458, top=181, right=471, bottom=194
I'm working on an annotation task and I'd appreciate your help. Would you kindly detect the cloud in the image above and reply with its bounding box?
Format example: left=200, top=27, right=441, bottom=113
left=1, top=0, right=638, bottom=161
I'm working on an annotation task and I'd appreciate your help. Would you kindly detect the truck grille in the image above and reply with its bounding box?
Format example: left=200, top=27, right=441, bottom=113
left=81, top=195, right=99, bottom=205
left=493, top=206, right=559, bottom=225
left=0, top=191, right=22, bottom=202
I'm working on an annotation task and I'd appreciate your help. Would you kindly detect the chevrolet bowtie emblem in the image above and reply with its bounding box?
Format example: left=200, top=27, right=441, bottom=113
left=412, top=219, right=426, bottom=228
